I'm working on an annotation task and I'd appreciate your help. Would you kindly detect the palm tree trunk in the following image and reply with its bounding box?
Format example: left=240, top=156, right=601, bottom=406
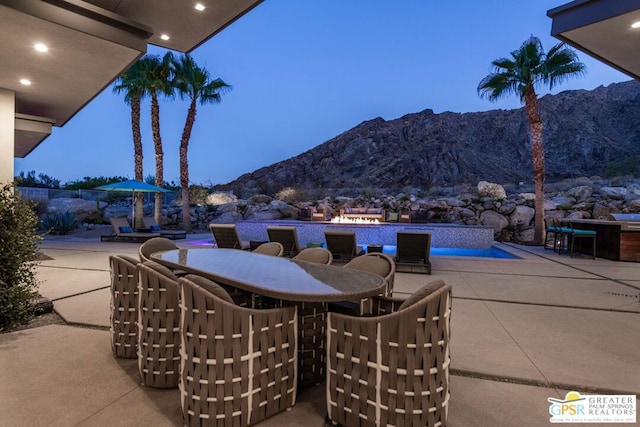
left=151, top=93, right=163, bottom=225
left=131, top=96, right=144, bottom=229
left=524, top=85, right=545, bottom=245
left=179, top=99, right=197, bottom=232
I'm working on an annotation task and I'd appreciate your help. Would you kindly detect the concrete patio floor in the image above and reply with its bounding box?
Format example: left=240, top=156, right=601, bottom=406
left=1, top=234, right=638, bottom=426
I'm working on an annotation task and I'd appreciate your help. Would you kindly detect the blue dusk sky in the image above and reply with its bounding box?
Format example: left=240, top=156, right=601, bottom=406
left=14, top=0, right=629, bottom=186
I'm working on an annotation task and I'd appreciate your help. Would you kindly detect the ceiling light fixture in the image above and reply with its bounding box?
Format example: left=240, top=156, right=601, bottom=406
left=632, top=21, right=640, bottom=28
left=20, top=79, right=31, bottom=86
left=160, top=34, right=170, bottom=41
left=34, top=43, right=48, bottom=52
left=195, top=3, right=205, bottom=11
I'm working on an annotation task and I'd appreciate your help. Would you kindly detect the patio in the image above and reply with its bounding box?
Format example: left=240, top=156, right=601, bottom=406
left=1, top=234, right=638, bottom=426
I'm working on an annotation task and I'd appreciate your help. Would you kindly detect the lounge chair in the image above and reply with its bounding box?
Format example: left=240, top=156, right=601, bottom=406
left=267, top=226, right=302, bottom=257
left=252, top=241, right=284, bottom=257
left=324, top=230, right=364, bottom=263
left=101, top=217, right=160, bottom=242
left=326, top=280, right=452, bottom=427
left=395, top=231, right=432, bottom=274
left=141, top=217, right=186, bottom=240
left=209, top=223, right=250, bottom=250
left=292, top=247, right=333, bottom=264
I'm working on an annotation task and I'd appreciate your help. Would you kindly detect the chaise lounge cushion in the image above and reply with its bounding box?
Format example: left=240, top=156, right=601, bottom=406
left=119, top=226, right=133, bottom=233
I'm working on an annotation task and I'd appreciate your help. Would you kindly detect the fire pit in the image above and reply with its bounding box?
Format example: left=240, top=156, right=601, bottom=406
left=330, top=216, right=380, bottom=225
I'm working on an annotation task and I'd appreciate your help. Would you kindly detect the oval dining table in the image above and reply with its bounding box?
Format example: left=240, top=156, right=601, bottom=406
left=150, top=247, right=387, bottom=386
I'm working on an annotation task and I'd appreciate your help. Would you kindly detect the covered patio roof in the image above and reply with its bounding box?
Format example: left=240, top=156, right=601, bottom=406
left=547, top=0, right=640, bottom=80
left=0, top=0, right=263, bottom=157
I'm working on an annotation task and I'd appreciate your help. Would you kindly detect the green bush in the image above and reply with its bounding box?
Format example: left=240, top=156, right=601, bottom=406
left=40, top=211, right=81, bottom=235
left=0, top=184, right=40, bottom=331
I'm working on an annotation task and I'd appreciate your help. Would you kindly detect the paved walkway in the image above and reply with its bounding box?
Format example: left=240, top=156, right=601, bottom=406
left=1, top=234, right=638, bottom=426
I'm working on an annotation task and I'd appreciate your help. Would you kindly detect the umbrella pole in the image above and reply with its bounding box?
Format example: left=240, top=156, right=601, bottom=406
left=131, top=190, right=136, bottom=230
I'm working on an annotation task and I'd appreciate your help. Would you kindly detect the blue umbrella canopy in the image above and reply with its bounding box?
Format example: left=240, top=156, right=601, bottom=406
left=94, top=180, right=170, bottom=193
left=94, top=180, right=170, bottom=230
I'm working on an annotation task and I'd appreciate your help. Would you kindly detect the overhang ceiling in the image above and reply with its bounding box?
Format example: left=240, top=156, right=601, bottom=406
left=548, top=0, right=640, bottom=80
left=1, top=0, right=263, bottom=157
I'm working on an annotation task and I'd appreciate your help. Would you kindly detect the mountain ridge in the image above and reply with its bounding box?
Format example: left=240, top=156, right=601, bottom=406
left=221, top=80, right=640, bottom=195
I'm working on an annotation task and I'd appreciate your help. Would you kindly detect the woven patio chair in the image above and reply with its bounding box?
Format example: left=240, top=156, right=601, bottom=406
left=137, top=261, right=180, bottom=388
left=209, top=223, right=250, bottom=250
left=292, top=247, right=333, bottom=265
left=343, top=252, right=396, bottom=296
left=395, top=231, right=432, bottom=275
left=138, top=237, right=178, bottom=263
left=179, top=275, right=298, bottom=426
left=326, top=280, right=452, bottom=427
left=109, top=255, right=140, bottom=359
left=252, top=241, right=284, bottom=257
left=324, top=230, right=365, bottom=263
left=267, top=226, right=302, bottom=257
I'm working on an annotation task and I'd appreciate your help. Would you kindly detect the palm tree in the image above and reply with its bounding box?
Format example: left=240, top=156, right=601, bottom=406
left=171, top=54, right=231, bottom=232
left=112, top=60, right=148, bottom=228
left=142, top=53, right=174, bottom=224
left=478, top=36, right=585, bottom=245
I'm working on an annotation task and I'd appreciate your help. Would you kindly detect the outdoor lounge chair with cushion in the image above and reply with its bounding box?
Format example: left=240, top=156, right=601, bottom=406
left=292, top=247, right=333, bottom=265
left=142, top=216, right=186, bottom=240
left=324, top=230, right=365, bottom=263
left=252, top=241, right=284, bottom=257
left=101, top=217, right=160, bottom=242
left=267, top=226, right=303, bottom=257
left=137, top=261, right=180, bottom=388
left=395, top=231, right=432, bottom=274
left=326, top=280, right=452, bottom=427
left=179, top=275, right=297, bottom=426
left=209, top=223, right=250, bottom=250
left=109, top=255, right=140, bottom=359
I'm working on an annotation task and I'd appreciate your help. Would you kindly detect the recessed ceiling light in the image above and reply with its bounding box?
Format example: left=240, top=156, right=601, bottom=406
left=34, top=43, right=48, bottom=52
left=195, top=3, right=205, bottom=11
left=20, top=79, right=31, bottom=86
left=632, top=21, right=640, bottom=28
left=160, top=34, right=170, bottom=41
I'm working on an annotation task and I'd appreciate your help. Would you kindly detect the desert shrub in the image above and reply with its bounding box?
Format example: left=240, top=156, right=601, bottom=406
left=40, top=211, right=81, bottom=235
left=275, top=187, right=309, bottom=203
left=0, top=184, right=40, bottom=331
left=189, top=185, right=209, bottom=206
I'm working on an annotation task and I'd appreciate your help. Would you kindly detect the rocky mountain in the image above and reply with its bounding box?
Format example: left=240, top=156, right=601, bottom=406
left=222, top=80, right=640, bottom=195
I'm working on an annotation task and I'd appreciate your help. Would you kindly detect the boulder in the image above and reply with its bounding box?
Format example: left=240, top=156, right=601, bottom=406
left=592, top=202, right=611, bottom=219
left=206, top=192, right=237, bottom=205
left=509, top=205, right=535, bottom=226
left=625, top=184, right=640, bottom=202
left=551, top=196, right=576, bottom=209
left=566, top=211, right=590, bottom=220
left=479, top=210, right=508, bottom=233
left=519, top=193, right=536, bottom=201
left=444, top=197, right=465, bottom=207
left=497, top=202, right=516, bottom=215
left=518, top=228, right=535, bottom=243
left=572, top=201, right=593, bottom=211
left=545, top=210, right=566, bottom=221
left=459, top=208, right=476, bottom=218
left=599, top=187, right=627, bottom=200
left=477, top=181, right=507, bottom=199
left=566, top=186, right=592, bottom=202
left=543, top=200, right=556, bottom=211
left=626, top=199, right=640, bottom=211
left=250, top=194, right=273, bottom=204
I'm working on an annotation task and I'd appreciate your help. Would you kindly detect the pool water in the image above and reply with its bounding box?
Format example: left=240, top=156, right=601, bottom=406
left=371, top=245, right=521, bottom=259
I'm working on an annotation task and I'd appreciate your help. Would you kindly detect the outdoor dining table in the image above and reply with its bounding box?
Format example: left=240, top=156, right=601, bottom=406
left=151, top=247, right=386, bottom=385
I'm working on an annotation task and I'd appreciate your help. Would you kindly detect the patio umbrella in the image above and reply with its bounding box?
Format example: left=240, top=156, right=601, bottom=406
left=94, top=180, right=170, bottom=230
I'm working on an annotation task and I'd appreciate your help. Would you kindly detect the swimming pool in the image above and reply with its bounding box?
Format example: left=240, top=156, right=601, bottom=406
left=372, top=245, right=521, bottom=259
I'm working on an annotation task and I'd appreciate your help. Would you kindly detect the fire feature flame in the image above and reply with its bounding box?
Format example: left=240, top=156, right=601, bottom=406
left=330, top=216, right=380, bottom=225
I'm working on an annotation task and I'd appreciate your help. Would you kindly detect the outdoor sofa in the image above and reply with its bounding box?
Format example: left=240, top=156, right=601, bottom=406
left=339, top=207, right=385, bottom=222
